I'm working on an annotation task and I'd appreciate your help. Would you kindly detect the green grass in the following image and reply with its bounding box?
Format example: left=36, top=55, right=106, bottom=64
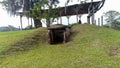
left=0, top=24, right=120, bottom=68
left=0, top=29, right=36, bottom=53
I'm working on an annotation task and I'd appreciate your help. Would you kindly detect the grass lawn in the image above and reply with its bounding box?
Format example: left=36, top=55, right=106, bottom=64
left=0, top=24, right=120, bottom=68
left=0, top=29, right=37, bottom=53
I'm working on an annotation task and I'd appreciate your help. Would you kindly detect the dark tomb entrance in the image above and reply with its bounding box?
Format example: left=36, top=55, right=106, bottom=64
left=51, top=29, right=64, bottom=44
left=47, top=24, right=70, bottom=44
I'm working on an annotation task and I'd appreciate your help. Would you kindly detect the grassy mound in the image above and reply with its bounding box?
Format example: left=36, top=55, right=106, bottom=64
left=0, top=29, right=36, bottom=53
left=0, top=24, right=120, bottom=68
left=0, top=28, right=47, bottom=55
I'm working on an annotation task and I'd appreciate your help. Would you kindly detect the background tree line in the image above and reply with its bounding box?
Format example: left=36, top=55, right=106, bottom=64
left=104, top=10, right=120, bottom=30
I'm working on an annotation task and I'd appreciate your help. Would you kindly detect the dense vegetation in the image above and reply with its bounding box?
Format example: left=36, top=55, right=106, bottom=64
left=0, top=24, right=120, bottom=67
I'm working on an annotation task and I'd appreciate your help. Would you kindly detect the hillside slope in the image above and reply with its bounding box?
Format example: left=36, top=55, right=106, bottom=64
left=0, top=24, right=120, bottom=68
left=0, top=29, right=37, bottom=53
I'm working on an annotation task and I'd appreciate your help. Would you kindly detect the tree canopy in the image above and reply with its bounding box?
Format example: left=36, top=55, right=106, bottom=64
left=1, top=0, right=60, bottom=27
left=1, top=0, right=59, bottom=14
left=1, top=0, right=23, bottom=15
left=104, top=10, right=120, bottom=28
left=29, top=0, right=60, bottom=27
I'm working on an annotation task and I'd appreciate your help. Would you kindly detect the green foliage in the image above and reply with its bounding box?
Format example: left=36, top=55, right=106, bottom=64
left=1, top=0, right=23, bottom=15
left=112, top=22, right=120, bottom=30
left=103, top=10, right=120, bottom=28
left=103, top=24, right=109, bottom=28
left=28, top=0, right=59, bottom=27
left=104, top=10, right=120, bottom=22
left=103, top=22, right=120, bottom=31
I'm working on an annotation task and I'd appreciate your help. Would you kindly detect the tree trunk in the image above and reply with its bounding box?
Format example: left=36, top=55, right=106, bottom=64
left=33, top=18, right=42, bottom=28
left=46, top=19, right=51, bottom=27
left=20, top=15, right=23, bottom=30
left=87, top=16, right=90, bottom=24
left=27, top=17, right=30, bottom=27
left=109, top=22, right=115, bottom=28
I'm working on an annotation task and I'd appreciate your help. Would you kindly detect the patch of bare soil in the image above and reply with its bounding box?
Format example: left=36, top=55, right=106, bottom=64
left=108, top=47, right=120, bottom=56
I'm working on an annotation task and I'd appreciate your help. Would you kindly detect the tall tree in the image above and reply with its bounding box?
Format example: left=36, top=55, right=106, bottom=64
left=29, top=0, right=59, bottom=27
left=1, top=0, right=59, bottom=28
left=1, top=0, right=23, bottom=15
left=104, top=10, right=120, bottom=28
